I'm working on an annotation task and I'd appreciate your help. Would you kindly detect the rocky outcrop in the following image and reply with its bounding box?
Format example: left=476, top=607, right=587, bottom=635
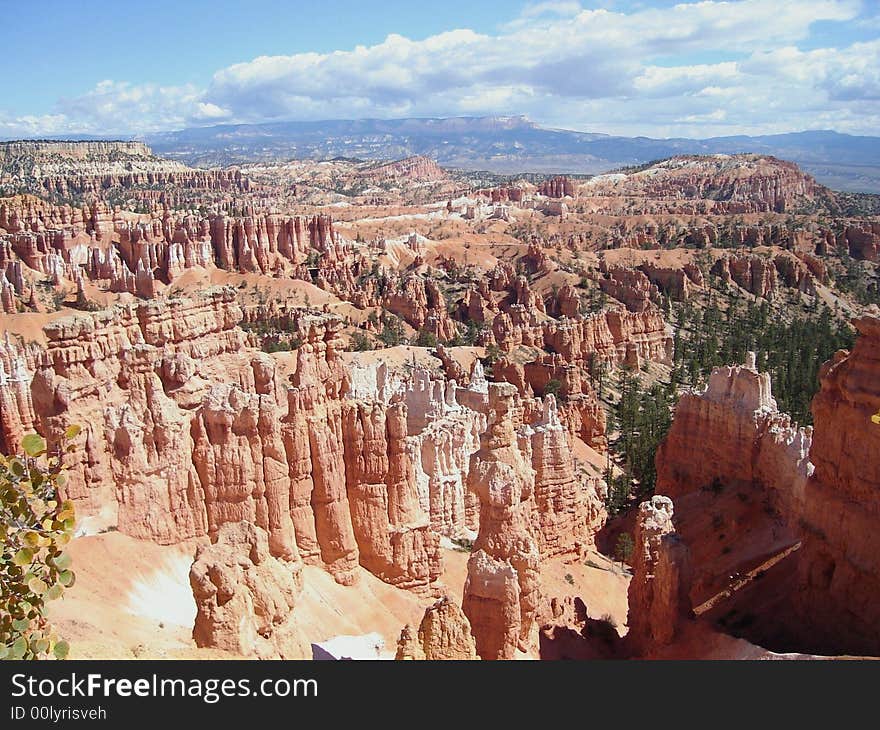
left=360, top=156, right=446, bottom=183
left=539, top=176, right=575, bottom=198
left=639, top=261, right=704, bottom=301
left=653, top=337, right=880, bottom=655
left=0, top=196, right=356, bottom=310
left=383, top=275, right=458, bottom=342
left=773, top=252, right=816, bottom=294
left=401, top=367, right=484, bottom=538
left=395, top=596, right=478, bottom=660
left=477, top=186, right=523, bottom=203
left=191, top=378, right=298, bottom=562
left=544, top=283, right=582, bottom=319
left=463, top=383, right=540, bottom=659
left=29, top=287, right=244, bottom=528
left=711, top=254, right=778, bottom=299
left=491, top=306, right=672, bottom=370
left=656, top=352, right=813, bottom=518
left=190, top=521, right=308, bottom=658
left=583, top=155, right=819, bottom=213
left=0, top=141, right=252, bottom=201
left=281, top=326, right=360, bottom=585
left=0, top=334, right=37, bottom=454
left=626, top=496, right=690, bottom=652
left=13, top=289, right=449, bottom=592
left=840, top=223, right=880, bottom=262
left=599, top=266, right=657, bottom=312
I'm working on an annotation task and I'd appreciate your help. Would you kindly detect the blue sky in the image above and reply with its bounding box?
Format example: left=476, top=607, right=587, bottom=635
left=2, top=0, right=878, bottom=138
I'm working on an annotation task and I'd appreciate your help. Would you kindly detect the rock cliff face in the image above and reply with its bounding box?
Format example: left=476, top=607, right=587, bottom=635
left=31, top=287, right=244, bottom=535
left=342, top=399, right=441, bottom=589
left=190, top=521, right=308, bottom=658
left=383, top=276, right=458, bottom=342
left=530, top=395, right=605, bottom=558
left=639, top=261, right=704, bottom=301
left=0, top=195, right=355, bottom=314
left=796, top=316, right=880, bottom=654
left=0, top=334, right=37, bottom=454
left=395, top=596, right=478, bottom=660
left=626, top=496, right=690, bottom=652
left=12, top=289, right=447, bottom=590
left=491, top=350, right=607, bottom=449
left=7, top=286, right=614, bottom=650
left=405, top=371, right=485, bottom=539
left=711, top=255, right=778, bottom=299
left=539, top=176, right=575, bottom=198
left=654, top=329, right=880, bottom=656
left=0, top=140, right=154, bottom=162
left=653, top=353, right=812, bottom=612
left=477, top=186, right=524, bottom=203
left=491, top=306, right=672, bottom=370
left=710, top=250, right=825, bottom=299
left=841, top=223, right=880, bottom=261
left=656, top=352, right=813, bottom=518
left=599, top=266, right=658, bottom=312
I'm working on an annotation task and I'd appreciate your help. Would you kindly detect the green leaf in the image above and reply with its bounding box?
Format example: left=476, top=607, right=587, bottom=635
left=58, top=570, right=75, bottom=587
left=11, top=636, right=28, bottom=658
left=53, top=640, right=69, bottom=660
left=51, top=553, right=72, bottom=570
left=9, top=459, right=24, bottom=477
left=12, top=618, right=30, bottom=632
left=21, top=434, right=46, bottom=457
left=45, top=584, right=64, bottom=601
left=32, top=638, right=49, bottom=655
left=13, top=548, right=33, bottom=567
left=64, top=425, right=81, bottom=440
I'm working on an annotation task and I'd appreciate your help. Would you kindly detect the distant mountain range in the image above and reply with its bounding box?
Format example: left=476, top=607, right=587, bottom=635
left=13, top=116, right=880, bottom=193
left=141, top=116, right=880, bottom=193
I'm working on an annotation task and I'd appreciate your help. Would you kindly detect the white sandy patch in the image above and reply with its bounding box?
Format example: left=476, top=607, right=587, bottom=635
left=123, top=552, right=197, bottom=628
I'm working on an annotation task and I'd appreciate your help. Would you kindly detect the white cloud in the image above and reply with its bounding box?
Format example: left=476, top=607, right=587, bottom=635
left=0, top=0, right=875, bottom=139
left=520, top=1, right=583, bottom=19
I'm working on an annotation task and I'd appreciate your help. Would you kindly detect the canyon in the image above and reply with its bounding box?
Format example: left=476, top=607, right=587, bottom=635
left=1, top=140, right=878, bottom=660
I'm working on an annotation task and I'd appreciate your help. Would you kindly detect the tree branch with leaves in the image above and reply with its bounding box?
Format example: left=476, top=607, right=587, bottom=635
left=1, top=426, right=79, bottom=660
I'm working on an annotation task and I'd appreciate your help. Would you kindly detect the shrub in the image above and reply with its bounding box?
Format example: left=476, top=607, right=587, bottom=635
left=414, top=329, right=438, bottom=348
left=1, top=428, right=79, bottom=660
left=614, top=532, right=634, bottom=564
left=543, top=379, right=563, bottom=399
left=351, top=331, right=374, bottom=352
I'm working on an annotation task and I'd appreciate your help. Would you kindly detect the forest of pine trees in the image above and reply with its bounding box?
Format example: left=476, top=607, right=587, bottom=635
left=669, top=296, right=854, bottom=424
left=607, top=372, right=674, bottom=514
left=606, top=293, right=855, bottom=515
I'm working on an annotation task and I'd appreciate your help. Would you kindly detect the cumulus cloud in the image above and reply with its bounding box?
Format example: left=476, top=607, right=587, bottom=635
left=0, top=0, right=876, bottom=138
